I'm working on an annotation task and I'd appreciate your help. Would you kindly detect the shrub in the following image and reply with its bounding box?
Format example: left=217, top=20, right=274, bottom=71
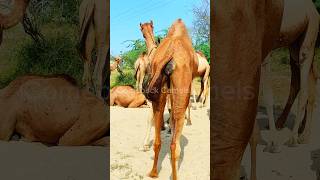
left=14, top=33, right=83, bottom=84
left=113, top=71, right=136, bottom=88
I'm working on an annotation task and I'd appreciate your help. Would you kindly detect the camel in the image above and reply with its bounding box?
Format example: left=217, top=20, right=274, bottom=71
left=110, top=85, right=147, bottom=108
left=134, top=52, right=148, bottom=92
left=0, top=0, right=30, bottom=45
left=260, top=0, right=319, bottom=149
left=143, top=19, right=197, bottom=180
left=79, top=0, right=109, bottom=98
left=0, top=75, right=109, bottom=146
left=212, top=0, right=284, bottom=179
left=110, top=56, right=123, bottom=74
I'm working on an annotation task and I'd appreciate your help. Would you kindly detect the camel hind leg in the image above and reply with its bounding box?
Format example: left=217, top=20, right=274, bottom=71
left=276, top=43, right=301, bottom=129
left=290, top=21, right=318, bottom=146
left=140, top=108, right=154, bottom=151
left=0, top=111, right=16, bottom=141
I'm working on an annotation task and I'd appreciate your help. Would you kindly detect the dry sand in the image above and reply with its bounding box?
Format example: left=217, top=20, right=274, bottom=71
left=0, top=141, right=109, bottom=180
left=241, top=83, right=320, bottom=180
left=110, top=105, right=210, bottom=180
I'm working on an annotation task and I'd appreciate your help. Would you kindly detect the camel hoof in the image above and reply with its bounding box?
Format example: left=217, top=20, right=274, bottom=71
left=148, top=170, right=158, bottom=178
left=186, top=121, right=192, bottom=126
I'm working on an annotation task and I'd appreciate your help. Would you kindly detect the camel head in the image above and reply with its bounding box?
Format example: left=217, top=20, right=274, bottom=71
left=167, top=18, right=189, bottom=38
left=140, top=20, right=156, bottom=47
left=114, top=56, right=122, bottom=65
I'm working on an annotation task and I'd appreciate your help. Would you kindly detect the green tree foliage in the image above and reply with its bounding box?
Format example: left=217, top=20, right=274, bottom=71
left=313, top=0, right=320, bottom=12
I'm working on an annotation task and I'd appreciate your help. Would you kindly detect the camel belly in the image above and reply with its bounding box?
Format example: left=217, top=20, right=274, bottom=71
left=276, top=0, right=309, bottom=48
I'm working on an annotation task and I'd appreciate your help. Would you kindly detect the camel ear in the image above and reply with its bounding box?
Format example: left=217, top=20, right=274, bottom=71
left=156, top=37, right=161, bottom=45
left=140, top=23, right=143, bottom=29
left=150, top=20, right=153, bottom=28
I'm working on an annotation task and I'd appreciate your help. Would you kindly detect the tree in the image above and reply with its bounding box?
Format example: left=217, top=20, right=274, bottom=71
left=192, top=0, right=210, bottom=44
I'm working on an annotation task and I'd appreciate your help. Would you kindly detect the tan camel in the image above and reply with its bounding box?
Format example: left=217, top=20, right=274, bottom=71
left=134, top=52, right=148, bottom=92
left=110, top=85, right=147, bottom=108
left=138, top=21, right=193, bottom=152
left=143, top=19, right=197, bottom=180
left=0, top=0, right=30, bottom=45
left=260, top=0, right=319, bottom=152
left=0, top=75, right=109, bottom=146
left=79, top=0, right=109, bottom=97
left=212, top=0, right=284, bottom=179
left=110, top=56, right=122, bottom=74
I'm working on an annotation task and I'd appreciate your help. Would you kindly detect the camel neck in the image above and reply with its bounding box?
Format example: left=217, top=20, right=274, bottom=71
left=144, top=37, right=157, bottom=55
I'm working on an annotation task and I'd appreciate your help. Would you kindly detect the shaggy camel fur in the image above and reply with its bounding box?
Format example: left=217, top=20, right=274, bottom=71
left=143, top=19, right=198, bottom=180
left=261, top=0, right=319, bottom=148
left=79, top=0, right=109, bottom=97
left=110, top=85, right=147, bottom=108
left=0, top=0, right=30, bottom=45
left=0, top=75, right=109, bottom=146
left=212, top=0, right=284, bottom=180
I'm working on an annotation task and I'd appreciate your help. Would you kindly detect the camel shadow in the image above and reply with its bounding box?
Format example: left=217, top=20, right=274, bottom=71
left=311, top=149, right=320, bottom=180
left=151, top=130, right=188, bottom=178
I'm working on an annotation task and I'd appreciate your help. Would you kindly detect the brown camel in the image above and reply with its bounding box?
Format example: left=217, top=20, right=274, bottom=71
left=0, top=75, right=109, bottom=146
left=79, top=0, right=109, bottom=97
left=110, top=56, right=123, bottom=74
left=0, top=0, right=30, bottom=45
left=110, top=85, right=147, bottom=108
left=143, top=19, right=197, bottom=180
left=212, top=0, right=284, bottom=180
left=261, top=0, right=319, bottom=147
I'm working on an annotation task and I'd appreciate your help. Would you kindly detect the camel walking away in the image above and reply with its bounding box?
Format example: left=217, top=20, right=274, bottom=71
left=260, top=0, right=319, bottom=151
left=0, top=0, right=30, bottom=45
left=212, top=0, right=284, bottom=179
left=79, top=0, right=109, bottom=98
left=0, top=75, right=109, bottom=146
left=138, top=21, right=192, bottom=152
left=110, top=85, right=147, bottom=108
left=143, top=19, right=197, bottom=180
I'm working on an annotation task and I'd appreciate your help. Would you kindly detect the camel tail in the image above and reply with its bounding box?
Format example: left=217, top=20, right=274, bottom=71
left=78, top=0, right=94, bottom=58
left=144, top=41, right=174, bottom=101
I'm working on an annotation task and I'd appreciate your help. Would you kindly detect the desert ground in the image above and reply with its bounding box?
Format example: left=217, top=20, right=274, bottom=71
left=241, top=83, right=320, bottom=180
left=110, top=104, right=210, bottom=180
left=0, top=141, right=109, bottom=180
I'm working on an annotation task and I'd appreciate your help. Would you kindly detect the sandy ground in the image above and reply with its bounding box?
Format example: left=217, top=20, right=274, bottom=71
left=241, top=83, right=320, bottom=180
left=0, top=141, right=109, bottom=180
left=110, top=105, right=210, bottom=180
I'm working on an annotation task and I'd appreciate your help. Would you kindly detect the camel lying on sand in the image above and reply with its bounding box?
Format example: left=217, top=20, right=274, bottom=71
left=212, top=0, right=284, bottom=179
left=0, top=0, right=30, bottom=45
left=261, top=0, right=319, bottom=150
left=143, top=19, right=197, bottom=180
left=0, top=75, right=109, bottom=146
left=110, top=85, right=147, bottom=108
left=79, top=0, right=109, bottom=97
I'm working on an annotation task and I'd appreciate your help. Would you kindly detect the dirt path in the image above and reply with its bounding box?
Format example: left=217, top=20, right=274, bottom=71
left=110, top=105, right=210, bottom=180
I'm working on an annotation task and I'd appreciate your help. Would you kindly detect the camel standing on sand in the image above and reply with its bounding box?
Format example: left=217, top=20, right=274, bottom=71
left=134, top=52, right=148, bottom=92
left=0, top=75, right=109, bottom=146
left=212, top=0, right=284, bottom=179
left=0, top=0, right=30, bottom=45
left=143, top=19, right=197, bottom=180
left=110, top=85, right=147, bottom=108
left=110, top=56, right=123, bottom=74
left=79, top=0, right=109, bottom=97
left=261, top=0, right=319, bottom=148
